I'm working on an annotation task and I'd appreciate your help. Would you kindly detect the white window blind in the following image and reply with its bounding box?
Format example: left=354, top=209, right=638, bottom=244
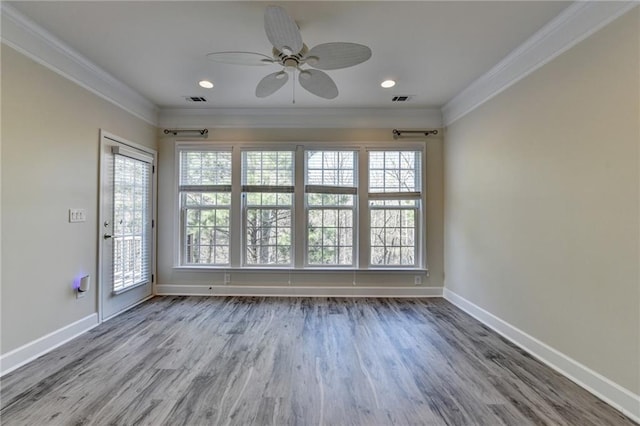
left=112, top=150, right=152, bottom=293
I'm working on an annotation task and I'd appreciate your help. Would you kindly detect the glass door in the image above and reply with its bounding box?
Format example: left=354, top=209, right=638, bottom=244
left=100, top=133, right=155, bottom=320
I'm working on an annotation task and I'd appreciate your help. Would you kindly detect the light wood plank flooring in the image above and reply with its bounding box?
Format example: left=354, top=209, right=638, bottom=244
left=1, top=296, right=636, bottom=425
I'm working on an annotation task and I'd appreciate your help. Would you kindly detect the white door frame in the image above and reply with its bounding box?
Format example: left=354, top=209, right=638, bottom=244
left=98, top=129, right=157, bottom=322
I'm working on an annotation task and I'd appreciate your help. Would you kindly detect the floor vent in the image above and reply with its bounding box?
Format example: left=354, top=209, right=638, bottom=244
left=186, top=96, right=207, bottom=102
left=392, top=95, right=412, bottom=102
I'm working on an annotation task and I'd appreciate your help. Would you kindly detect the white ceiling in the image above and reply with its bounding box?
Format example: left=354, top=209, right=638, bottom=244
left=8, top=1, right=570, bottom=110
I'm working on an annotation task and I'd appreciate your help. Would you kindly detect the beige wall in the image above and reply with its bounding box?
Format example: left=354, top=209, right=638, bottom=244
left=444, top=9, right=639, bottom=394
left=1, top=45, right=157, bottom=354
left=157, top=128, right=444, bottom=289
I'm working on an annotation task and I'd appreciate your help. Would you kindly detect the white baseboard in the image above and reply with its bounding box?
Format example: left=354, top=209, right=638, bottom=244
left=0, top=313, right=99, bottom=377
left=443, top=288, right=640, bottom=423
left=156, top=284, right=443, bottom=298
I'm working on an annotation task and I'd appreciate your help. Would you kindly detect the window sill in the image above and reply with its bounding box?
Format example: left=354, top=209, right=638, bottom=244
left=173, top=266, right=428, bottom=273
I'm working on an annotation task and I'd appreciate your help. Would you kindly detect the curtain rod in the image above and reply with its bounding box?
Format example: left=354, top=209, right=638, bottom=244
left=392, top=129, right=438, bottom=139
left=163, top=128, right=208, bottom=137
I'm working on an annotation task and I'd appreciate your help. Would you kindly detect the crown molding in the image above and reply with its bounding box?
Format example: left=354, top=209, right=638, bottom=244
left=159, top=107, right=443, bottom=129
left=0, top=3, right=158, bottom=126
left=442, top=1, right=638, bottom=127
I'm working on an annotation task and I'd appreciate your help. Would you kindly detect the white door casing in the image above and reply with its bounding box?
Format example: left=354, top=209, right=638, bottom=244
left=99, top=130, right=156, bottom=321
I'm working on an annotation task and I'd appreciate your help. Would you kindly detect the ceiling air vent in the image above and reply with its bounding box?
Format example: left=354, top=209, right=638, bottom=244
left=186, top=96, right=207, bottom=102
left=392, top=95, right=412, bottom=102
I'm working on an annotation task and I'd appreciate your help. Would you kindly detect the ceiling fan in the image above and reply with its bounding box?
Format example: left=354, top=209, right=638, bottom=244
left=207, top=5, right=372, bottom=101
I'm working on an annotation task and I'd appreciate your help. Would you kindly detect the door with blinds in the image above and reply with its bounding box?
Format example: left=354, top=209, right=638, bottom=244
left=99, top=132, right=155, bottom=320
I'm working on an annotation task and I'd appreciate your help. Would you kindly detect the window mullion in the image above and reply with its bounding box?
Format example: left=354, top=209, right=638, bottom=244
left=358, top=146, right=369, bottom=269
left=230, top=146, right=242, bottom=267
left=420, top=152, right=427, bottom=269
left=294, top=145, right=305, bottom=268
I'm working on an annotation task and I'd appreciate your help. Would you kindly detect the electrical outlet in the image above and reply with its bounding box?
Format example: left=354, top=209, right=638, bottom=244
left=414, top=275, right=422, bottom=285
left=69, top=208, right=86, bottom=223
left=224, top=273, right=230, bottom=284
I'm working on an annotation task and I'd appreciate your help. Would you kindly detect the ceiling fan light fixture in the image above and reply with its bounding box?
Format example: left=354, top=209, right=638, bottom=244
left=381, top=79, right=396, bottom=88
left=199, top=80, right=214, bottom=89
left=284, top=58, right=298, bottom=70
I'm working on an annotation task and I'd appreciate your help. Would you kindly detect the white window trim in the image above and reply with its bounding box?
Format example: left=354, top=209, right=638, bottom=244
left=174, top=141, right=426, bottom=271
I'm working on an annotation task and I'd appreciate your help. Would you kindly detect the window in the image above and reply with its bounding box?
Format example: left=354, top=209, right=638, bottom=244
left=179, top=150, right=232, bottom=265
left=112, top=151, right=152, bottom=292
left=177, top=144, right=424, bottom=270
left=242, top=151, right=294, bottom=266
left=305, top=150, right=357, bottom=266
left=369, top=151, right=421, bottom=266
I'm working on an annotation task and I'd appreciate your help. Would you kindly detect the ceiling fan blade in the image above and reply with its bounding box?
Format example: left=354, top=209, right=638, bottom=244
left=256, top=71, right=289, bottom=98
left=207, top=51, right=274, bottom=66
left=305, top=43, right=372, bottom=70
left=264, top=6, right=303, bottom=55
left=299, top=69, right=338, bottom=99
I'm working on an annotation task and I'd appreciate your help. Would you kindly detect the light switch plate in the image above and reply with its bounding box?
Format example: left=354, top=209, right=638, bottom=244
left=69, top=208, right=86, bottom=223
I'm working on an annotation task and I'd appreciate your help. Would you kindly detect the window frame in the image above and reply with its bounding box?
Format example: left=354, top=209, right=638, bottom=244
left=369, top=200, right=421, bottom=268
left=303, top=149, right=359, bottom=268
left=181, top=199, right=232, bottom=266
left=240, top=149, right=295, bottom=267
left=174, top=141, right=426, bottom=271
left=177, top=145, right=234, bottom=266
left=367, top=148, right=424, bottom=268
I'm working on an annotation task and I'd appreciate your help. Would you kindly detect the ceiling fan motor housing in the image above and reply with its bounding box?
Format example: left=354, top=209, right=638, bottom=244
left=273, top=45, right=308, bottom=67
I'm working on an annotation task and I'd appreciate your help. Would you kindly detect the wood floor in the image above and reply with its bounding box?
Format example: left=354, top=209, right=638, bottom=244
left=1, top=297, right=636, bottom=426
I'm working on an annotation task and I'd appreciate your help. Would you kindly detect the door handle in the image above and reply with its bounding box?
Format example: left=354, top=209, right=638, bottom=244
left=103, top=234, right=113, bottom=239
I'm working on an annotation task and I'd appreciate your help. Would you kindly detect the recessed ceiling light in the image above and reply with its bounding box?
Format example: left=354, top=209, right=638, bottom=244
left=381, top=79, right=396, bottom=89
left=199, top=80, right=214, bottom=89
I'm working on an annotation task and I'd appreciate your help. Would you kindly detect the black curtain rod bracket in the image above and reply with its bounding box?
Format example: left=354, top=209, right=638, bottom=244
left=163, top=128, right=209, bottom=137
left=392, top=129, right=438, bottom=139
